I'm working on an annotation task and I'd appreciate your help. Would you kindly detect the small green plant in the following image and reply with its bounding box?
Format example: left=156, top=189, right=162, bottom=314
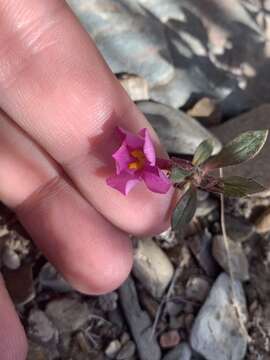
left=106, top=127, right=268, bottom=230
left=170, top=130, right=268, bottom=231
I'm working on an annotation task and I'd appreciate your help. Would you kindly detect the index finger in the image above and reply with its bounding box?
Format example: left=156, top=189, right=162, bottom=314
left=0, top=0, right=173, bottom=235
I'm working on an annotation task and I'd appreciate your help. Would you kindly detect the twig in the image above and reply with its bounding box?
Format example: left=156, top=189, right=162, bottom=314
left=219, top=168, right=250, bottom=341
left=151, top=267, right=181, bottom=338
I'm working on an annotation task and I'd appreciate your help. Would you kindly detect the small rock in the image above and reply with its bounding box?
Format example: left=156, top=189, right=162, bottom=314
left=188, top=230, right=220, bottom=277
left=139, top=290, right=159, bottom=319
left=195, top=198, right=217, bottom=218
left=120, top=332, right=130, bottom=345
left=149, top=69, right=196, bottom=109
left=187, top=97, right=222, bottom=126
left=138, top=101, right=221, bottom=156
left=155, top=227, right=178, bottom=249
left=28, top=309, right=59, bottom=345
left=212, top=235, right=249, bottom=281
left=160, top=330, right=180, bottom=349
left=190, top=273, right=248, bottom=360
left=255, top=207, right=270, bottom=234
left=119, top=74, right=149, bottom=101
left=45, top=297, right=89, bottom=333
left=169, top=314, right=185, bottom=330
left=119, top=277, right=161, bottom=360
left=185, top=277, right=210, bottom=303
left=39, top=262, right=73, bottom=292
left=116, top=340, right=136, bottom=360
left=133, top=238, right=174, bottom=298
left=163, top=342, right=192, bottom=360
left=2, top=247, right=21, bottom=270
left=166, top=301, right=183, bottom=317
left=98, top=292, right=118, bottom=312
left=105, top=340, right=122, bottom=359
left=225, top=215, right=255, bottom=243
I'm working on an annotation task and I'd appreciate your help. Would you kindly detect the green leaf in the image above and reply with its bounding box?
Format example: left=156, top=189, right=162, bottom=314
left=204, top=130, right=268, bottom=169
left=192, top=138, right=214, bottom=166
left=170, top=166, right=191, bottom=183
left=223, top=176, right=266, bottom=197
left=172, top=187, right=197, bottom=231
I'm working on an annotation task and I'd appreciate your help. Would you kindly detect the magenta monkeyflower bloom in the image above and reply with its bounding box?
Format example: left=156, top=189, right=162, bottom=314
left=106, top=127, right=172, bottom=195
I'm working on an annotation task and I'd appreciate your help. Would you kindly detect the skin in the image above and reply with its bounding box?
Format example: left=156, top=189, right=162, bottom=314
left=0, top=1, right=174, bottom=358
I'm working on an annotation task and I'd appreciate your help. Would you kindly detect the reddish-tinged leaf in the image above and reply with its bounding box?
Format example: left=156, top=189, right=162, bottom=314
left=192, top=138, right=214, bottom=166
left=204, top=130, right=268, bottom=170
left=223, top=176, right=266, bottom=197
left=172, top=187, right=197, bottom=231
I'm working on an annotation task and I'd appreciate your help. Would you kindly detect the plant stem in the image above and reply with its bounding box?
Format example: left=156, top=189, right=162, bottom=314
left=219, top=168, right=249, bottom=341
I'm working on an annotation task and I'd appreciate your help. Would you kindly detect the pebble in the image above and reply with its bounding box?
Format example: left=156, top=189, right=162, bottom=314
left=98, top=292, right=118, bottom=312
left=190, top=273, right=248, bottom=360
left=119, top=74, right=149, bottom=101
left=159, top=330, right=180, bottom=349
left=255, top=207, right=270, bottom=234
left=45, top=297, right=89, bottom=333
left=225, top=215, right=255, bottom=243
left=105, top=340, right=122, bottom=359
left=116, top=340, right=136, bottom=360
left=187, top=97, right=222, bottom=126
left=28, top=309, right=59, bottom=345
left=163, top=342, right=192, bottom=360
left=133, top=238, right=174, bottom=298
left=39, top=262, right=73, bottom=293
left=139, top=290, right=159, bottom=319
left=138, top=101, right=221, bottom=156
left=195, top=199, right=217, bottom=218
left=169, top=314, right=185, bottom=330
left=119, top=276, right=161, bottom=360
left=185, top=277, right=210, bottom=303
left=212, top=235, right=249, bottom=281
left=155, top=227, right=178, bottom=249
left=188, top=230, right=220, bottom=278
left=166, top=301, right=183, bottom=317
left=120, top=332, right=130, bottom=345
left=2, top=247, right=21, bottom=270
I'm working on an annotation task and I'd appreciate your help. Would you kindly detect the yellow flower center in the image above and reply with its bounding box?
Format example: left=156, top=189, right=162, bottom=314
left=128, top=149, right=145, bottom=170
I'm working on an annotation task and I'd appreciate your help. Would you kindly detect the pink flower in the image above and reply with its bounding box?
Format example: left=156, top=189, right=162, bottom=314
left=106, top=127, right=172, bottom=195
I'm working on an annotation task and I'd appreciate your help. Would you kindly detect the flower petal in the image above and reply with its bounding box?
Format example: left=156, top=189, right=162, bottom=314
left=112, top=142, right=133, bottom=174
left=142, top=166, right=172, bottom=194
left=140, top=128, right=156, bottom=165
left=106, top=173, right=140, bottom=195
left=117, top=127, right=144, bottom=149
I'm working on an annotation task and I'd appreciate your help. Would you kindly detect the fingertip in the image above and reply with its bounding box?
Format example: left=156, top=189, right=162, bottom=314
left=63, top=234, right=133, bottom=295
left=118, top=185, right=174, bottom=237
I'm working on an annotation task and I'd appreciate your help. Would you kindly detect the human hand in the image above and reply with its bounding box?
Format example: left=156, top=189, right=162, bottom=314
left=0, top=1, right=173, bottom=358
